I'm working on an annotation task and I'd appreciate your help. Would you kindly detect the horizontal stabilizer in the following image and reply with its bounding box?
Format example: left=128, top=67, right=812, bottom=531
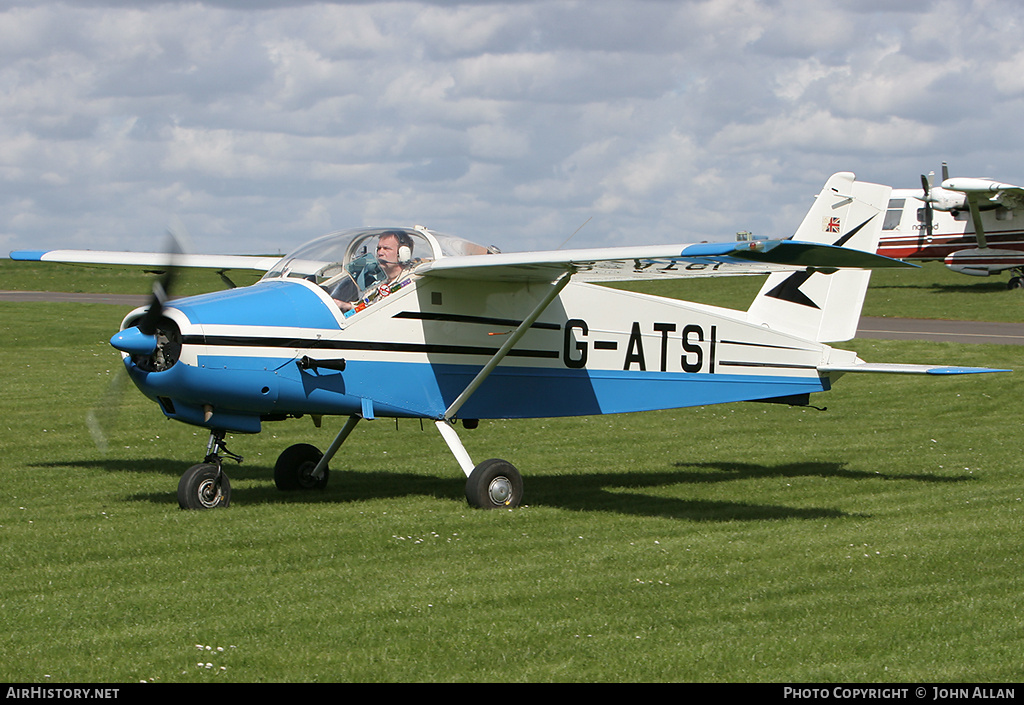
left=679, top=240, right=915, bottom=269
left=820, top=362, right=1009, bottom=375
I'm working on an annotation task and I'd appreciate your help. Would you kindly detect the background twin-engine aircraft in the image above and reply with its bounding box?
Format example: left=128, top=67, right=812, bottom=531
left=10, top=172, right=1005, bottom=510
left=876, top=163, right=1024, bottom=286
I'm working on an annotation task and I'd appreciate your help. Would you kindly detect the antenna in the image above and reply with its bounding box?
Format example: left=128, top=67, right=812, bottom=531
left=557, top=217, right=592, bottom=250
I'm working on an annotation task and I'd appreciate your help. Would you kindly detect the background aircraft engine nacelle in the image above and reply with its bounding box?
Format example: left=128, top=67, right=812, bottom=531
left=925, top=189, right=969, bottom=213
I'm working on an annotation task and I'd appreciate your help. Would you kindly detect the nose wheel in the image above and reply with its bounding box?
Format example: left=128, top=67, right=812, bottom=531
left=177, top=430, right=240, bottom=510
left=177, top=463, right=231, bottom=509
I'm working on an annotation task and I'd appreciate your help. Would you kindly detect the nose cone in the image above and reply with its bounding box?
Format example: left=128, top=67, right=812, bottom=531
left=110, top=327, right=157, bottom=355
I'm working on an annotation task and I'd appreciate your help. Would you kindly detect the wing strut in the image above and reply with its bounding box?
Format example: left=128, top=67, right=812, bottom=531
left=443, top=272, right=571, bottom=422
left=433, top=272, right=571, bottom=478
left=965, top=194, right=989, bottom=249
left=311, top=414, right=362, bottom=479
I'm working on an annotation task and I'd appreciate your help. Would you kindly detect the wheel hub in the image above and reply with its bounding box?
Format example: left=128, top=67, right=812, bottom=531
left=197, top=478, right=224, bottom=508
left=487, top=476, right=513, bottom=505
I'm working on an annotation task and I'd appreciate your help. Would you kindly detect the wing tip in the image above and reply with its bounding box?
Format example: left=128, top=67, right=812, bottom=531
left=9, top=250, right=48, bottom=261
left=925, top=366, right=1012, bottom=375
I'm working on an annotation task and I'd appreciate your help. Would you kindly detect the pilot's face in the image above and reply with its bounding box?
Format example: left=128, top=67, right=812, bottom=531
left=376, top=234, right=401, bottom=276
left=376, top=235, right=398, bottom=261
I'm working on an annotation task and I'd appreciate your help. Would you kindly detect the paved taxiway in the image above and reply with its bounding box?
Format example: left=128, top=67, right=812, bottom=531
left=3, top=290, right=1023, bottom=346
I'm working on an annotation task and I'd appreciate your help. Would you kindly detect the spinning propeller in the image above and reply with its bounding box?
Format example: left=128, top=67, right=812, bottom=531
left=88, top=220, right=191, bottom=451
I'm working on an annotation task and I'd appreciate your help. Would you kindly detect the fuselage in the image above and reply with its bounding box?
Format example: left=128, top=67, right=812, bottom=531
left=114, top=228, right=850, bottom=434
left=877, top=188, right=1024, bottom=275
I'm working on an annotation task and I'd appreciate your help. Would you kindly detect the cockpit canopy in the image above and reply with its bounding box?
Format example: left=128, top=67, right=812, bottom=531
left=263, top=227, right=495, bottom=280
left=261, top=226, right=497, bottom=308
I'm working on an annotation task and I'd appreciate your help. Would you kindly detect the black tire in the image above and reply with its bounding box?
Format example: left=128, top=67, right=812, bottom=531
left=274, top=443, right=328, bottom=491
left=465, top=458, right=523, bottom=509
left=178, top=463, right=231, bottom=510
left=1008, top=277, right=1024, bottom=290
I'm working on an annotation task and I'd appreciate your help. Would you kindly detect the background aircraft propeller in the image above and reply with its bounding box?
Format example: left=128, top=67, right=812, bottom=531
left=920, top=171, right=934, bottom=240
left=918, top=162, right=951, bottom=240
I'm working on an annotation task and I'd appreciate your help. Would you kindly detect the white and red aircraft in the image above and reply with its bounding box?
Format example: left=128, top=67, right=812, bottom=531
left=10, top=172, right=1006, bottom=510
left=876, top=163, right=1024, bottom=287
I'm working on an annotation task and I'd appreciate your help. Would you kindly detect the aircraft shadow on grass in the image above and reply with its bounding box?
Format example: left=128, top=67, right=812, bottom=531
left=35, top=457, right=973, bottom=522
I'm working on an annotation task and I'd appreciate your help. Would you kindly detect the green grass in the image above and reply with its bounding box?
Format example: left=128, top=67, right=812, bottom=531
left=1, top=292, right=1022, bottom=682
left=0, top=259, right=263, bottom=297
left=2, top=258, right=1023, bottom=682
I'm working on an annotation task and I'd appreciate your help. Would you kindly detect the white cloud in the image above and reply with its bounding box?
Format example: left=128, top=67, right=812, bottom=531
left=1, top=0, right=1023, bottom=256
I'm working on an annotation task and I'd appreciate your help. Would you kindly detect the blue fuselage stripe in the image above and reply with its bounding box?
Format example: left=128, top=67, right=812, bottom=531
left=138, top=353, right=826, bottom=422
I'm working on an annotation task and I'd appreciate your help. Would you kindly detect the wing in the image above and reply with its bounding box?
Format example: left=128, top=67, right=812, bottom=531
left=9, top=249, right=281, bottom=272
left=942, top=177, right=1024, bottom=210
left=941, top=177, right=1024, bottom=250
left=418, top=239, right=916, bottom=283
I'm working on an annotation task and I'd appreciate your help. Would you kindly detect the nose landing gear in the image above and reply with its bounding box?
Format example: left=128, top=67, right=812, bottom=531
left=177, top=431, right=242, bottom=510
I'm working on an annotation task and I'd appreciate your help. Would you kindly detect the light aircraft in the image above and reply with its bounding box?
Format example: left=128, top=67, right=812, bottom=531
left=876, top=163, right=1024, bottom=287
left=10, top=172, right=1005, bottom=510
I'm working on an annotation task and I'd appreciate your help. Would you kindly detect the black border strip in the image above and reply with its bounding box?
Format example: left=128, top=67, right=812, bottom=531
left=392, top=310, right=562, bottom=330
left=182, top=334, right=559, bottom=359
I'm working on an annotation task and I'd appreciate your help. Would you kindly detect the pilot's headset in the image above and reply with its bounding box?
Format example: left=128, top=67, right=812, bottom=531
left=391, top=231, right=415, bottom=264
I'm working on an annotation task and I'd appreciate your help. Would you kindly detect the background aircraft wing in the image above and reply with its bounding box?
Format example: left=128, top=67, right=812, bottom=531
left=9, top=249, right=281, bottom=272
left=419, top=239, right=915, bottom=283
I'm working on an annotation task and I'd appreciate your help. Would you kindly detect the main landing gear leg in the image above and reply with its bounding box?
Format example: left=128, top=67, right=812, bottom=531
left=177, top=430, right=241, bottom=510
left=435, top=420, right=523, bottom=510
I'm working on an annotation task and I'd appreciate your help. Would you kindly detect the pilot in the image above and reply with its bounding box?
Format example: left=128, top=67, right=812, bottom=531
left=334, top=230, right=416, bottom=312
left=375, top=230, right=415, bottom=283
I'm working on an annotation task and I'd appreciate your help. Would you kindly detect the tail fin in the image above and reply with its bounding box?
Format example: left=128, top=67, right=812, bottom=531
left=746, top=172, right=891, bottom=342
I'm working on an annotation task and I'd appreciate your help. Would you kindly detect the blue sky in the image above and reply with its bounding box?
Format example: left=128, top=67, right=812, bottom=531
left=3, top=0, right=1023, bottom=257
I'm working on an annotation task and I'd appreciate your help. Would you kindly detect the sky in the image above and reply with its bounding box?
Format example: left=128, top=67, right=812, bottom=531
left=2, top=0, right=1024, bottom=258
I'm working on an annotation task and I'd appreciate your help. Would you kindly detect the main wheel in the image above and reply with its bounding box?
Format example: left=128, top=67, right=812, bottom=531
left=178, top=463, right=231, bottom=510
left=274, top=443, right=329, bottom=490
left=465, top=458, right=523, bottom=509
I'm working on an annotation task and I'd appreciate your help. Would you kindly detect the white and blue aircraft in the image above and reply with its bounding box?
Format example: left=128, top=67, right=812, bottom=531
left=10, top=172, right=1004, bottom=510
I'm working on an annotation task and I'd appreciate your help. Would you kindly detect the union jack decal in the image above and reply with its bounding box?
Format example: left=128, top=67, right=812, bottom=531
left=824, top=217, right=841, bottom=233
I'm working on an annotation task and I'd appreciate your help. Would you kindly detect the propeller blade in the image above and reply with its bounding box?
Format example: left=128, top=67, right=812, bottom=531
left=86, top=366, right=129, bottom=453
left=136, top=218, right=191, bottom=336
left=920, top=171, right=936, bottom=239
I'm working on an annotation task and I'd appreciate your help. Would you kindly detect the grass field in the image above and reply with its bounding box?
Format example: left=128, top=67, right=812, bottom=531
left=1, top=259, right=1022, bottom=682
